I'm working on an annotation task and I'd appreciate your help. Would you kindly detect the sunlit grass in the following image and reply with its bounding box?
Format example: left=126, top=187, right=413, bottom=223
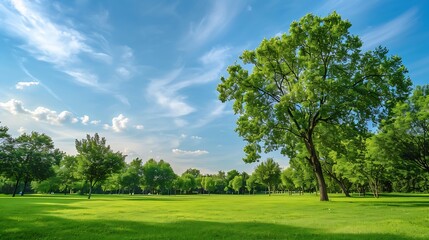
left=0, top=193, right=428, bottom=239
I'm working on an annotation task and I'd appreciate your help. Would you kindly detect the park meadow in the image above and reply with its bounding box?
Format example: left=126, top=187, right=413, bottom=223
left=1, top=193, right=428, bottom=240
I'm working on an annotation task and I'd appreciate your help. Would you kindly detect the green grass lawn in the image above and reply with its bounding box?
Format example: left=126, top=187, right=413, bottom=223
left=0, top=193, right=428, bottom=239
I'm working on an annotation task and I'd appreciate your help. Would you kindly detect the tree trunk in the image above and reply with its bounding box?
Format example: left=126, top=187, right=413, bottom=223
left=338, top=181, right=351, bottom=197
left=21, top=176, right=29, bottom=196
left=88, top=181, right=93, bottom=199
left=12, top=178, right=20, bottom=197
left=313, top=159, right=329, bottom=201
left=305, top=136, right=329, bottom=201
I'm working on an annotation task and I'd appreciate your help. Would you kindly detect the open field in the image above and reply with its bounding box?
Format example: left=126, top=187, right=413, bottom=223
left=0, top=194, right=428, bottom=240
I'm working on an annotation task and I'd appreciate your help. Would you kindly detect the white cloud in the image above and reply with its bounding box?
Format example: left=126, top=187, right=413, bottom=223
left=64, top=69, right=99, bottom=87
left=80, top=115, right=90, bottom=125
left=135, top=125, right=144, bottom=130
left=148, top=47, right=230, bottom=118
left=17, top=126, right=26, bottom=135
left=91, top=120, right=101, bottom=125
left=31, top=107, right=78, bottom=124
left=175, top=119, right=188, bottom=128
left=194, top=101, right=230, bottom=128
left=116, top=67, right=130, bottom=78
left=200, top=47, right=231, bottom=65
left=0, top=1, right=129, bottom=105
left=191, top=136, right=202, bottom=140
left=316, top=0, right=380, bottom=17
left=361, top=8, right=418, bottom=49
left=0, top=0, right=91, bottom=65
left=104, top=114, right=129, bottom=132
left=18, top=63, right=61, bottom=101
left=147, top=68, right=195, bottom=117
left=186, top=0, right=243, bottom=46
left=0, top=99, right=28, bottom=115
left=15, top=81, right=39, bottom=90
left=172, top=148, right=209, bottom=156
left=0, top=99, right=79, bottom=125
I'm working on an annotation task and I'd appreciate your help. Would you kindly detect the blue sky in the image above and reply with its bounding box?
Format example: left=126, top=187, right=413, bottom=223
left=0, top=0, right=428, bottom=174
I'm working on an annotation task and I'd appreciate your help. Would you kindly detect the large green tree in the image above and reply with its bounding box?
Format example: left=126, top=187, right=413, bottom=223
left=217, top=12, right=411, bottom=201
left=377, top=85, right=429, bottom=173
left=121, top=158, right=144, bottom=194
left=75, top=133, right=126, bottom=199
left=4, top=132, right=61, bottom=197
left=254, top=158, right=281, bottom=195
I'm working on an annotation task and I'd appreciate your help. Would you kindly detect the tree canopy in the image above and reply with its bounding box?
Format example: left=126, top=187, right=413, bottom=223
left=75, top=133, right=126, bottom=199
left=217, top=12, right=411, bottom=201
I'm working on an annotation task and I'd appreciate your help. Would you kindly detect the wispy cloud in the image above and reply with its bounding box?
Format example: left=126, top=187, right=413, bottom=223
left=361, top=8, right=418, bottom=49
left=191, top=136, right=202, bottom=140
left=15, top=81, right=39, bottom=90
left=0, top=0, right=129, bottom=104
left=316, top=0, right=380, bottom=16
left=172, top=148, right=209, bottom=156
left=185, top=0, right=243, bottom=47
left=103, top=114, right=129, bottom=132
left=147, top=47, right=231, bottom=117
left=147, top=68, right=195, bottom=117
left=18, top=62, right=61, bottom=101
left=135, top=125, right=144, bottom=130
left=0, top=99, right=79, bottom=125
left=0, top=0, right=92, bottom=65
left=194, top=101, right=230, bottom=128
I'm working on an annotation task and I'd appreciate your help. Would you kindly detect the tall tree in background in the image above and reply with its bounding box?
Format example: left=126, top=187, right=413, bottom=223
left=121, top=158, right=144, bottom=194
left=377, top=85, right=429, bottom=173
left=0, top=125, right=12, bottom=177
left=75, top=133, right=125, bottom=199
left=7, top=132, right=60, bottom=196
left=218, top=12, right=411, bottom=201
left=254, top=158, right=281, bottom=195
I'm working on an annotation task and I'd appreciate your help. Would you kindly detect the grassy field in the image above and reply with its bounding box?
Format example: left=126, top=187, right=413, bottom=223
left=0, top=193, right=428, bottom=240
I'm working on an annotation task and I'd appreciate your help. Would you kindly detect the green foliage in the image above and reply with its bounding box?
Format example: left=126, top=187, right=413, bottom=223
left=1, top=132, right=60, bottom=196
left=254, top=158, right=281, bottom=195
left=142, top=159, right=176, bottom=194
left=230, top=175, right=243, bottom=194
left=217, top=12, right=411, bottom=201
left=75, top=133, right=126, bottom=199
left=377, top=85, right=429, bottom=173
left=201, top=176, right=216, bottom=194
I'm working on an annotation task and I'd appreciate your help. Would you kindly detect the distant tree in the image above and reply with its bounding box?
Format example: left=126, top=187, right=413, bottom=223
left=202, top=176, right=216, bottom=194
left=57, top=155, right=79, bottom=194
left=182, top=168, right=201, bottom=178
left=246, top=174, right=258, bottom=194
left=181, top=173, right=197, bottom=194
left=213, top=171, right=227, bottom=193
left=231, top=175, right=243, bottom=194
left=75, top=133, right=126, bottom=199
left=156, top=160, right=176, bottom=194
left=4, top=132, right=60, bottom=197
left=142, top=159, right=176, bottom=194
left=225, top=169, right=240, bottom=193
left=254, top=158, right=281, bottom=195
left=281, top=168, right=295, bottom=194
left=121, top=158, right=144, bottom=194
left=377, top=85, right=429, bottom=173
left=217, top=12, right=411, bottom=201
left=0, top=125, right=12, bottom=176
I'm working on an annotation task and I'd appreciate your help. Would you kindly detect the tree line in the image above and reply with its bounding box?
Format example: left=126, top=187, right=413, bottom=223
left=1, top=87, right=428, bottom=199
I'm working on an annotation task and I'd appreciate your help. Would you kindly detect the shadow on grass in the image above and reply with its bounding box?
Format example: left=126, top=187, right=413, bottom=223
left=0, top=215, right=423, bottom=240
